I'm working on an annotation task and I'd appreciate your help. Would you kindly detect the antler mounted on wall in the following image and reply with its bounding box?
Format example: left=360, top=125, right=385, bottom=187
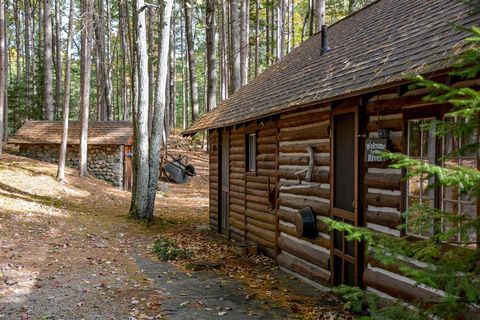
left=294, top=145, right=315, bottom=184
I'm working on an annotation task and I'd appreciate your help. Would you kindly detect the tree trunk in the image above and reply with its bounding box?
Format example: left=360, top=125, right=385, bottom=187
left=277, top=0, right=285, bottom=60
left=105, top=0, right=113, bottom=121
left=240, top=0, right=249, bottom=86
left=129, top=0, right=150, bottom=219
left=54, top=0, right=62, bottom=118
left=184, top=0, right=199, bottom=122
left=168, top=13, right=176, bottom=129
left=95, top=37, right=103, bottom=120
left=0, top=0, right=4, bottom=154
left=286, top=0, right=290, bottom=53
left=3, top=1, right=6, bottom=142
left=14, top=0, right=20, bottom=130
left=119, top=0, right=129, bottom=120
left=180, top=15, right=188, bottom=129
left=291, top=0, right=295, bottom=48
left=206, top=0, right=216, bottom=111
left=266, top=0, right=270, bottom=66
left=219, top=0, right=228, bottom=101
left=145, top=0, right=174, bottom=219
left=0, top=1, right=9, bottom=142
left=57, top=0, right=75, bottom=182
left=314, top=0, right=325, bottom=33
left=95, top=0, right=106, bottom=121
left=147, top=6, right=155, bottom=133
left=79, top=0, right=94, bottom=177
left=24, top=0, right=31, bottom=119
left=309, top=0, right=314, bottom=36
left=44, top=0, right=54, bottom=120
left=229, top=0, right=241, bottom=93
left=254, top=0, right=259, bottom=76
left=270, top=0, right=275, bottom=61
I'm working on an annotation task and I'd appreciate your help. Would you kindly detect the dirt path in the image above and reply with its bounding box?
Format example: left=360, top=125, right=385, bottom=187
left=0, top=149, right=347, bottom=320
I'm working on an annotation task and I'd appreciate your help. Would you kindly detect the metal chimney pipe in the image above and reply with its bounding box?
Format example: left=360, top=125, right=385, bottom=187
left=321, top=25, right=331, bottom=55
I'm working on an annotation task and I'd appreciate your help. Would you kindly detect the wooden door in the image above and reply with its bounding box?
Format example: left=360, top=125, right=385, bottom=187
left=330, top=106, right=364, bottom=287
left=123, top=145, right=133, bottom=191
left=219, top=129, right=230, bottom=235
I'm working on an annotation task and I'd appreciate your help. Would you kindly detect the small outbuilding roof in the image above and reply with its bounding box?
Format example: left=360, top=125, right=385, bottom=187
left=184, top=0, right=479, bottom=135
left=9, top=121, right=134, bottom=146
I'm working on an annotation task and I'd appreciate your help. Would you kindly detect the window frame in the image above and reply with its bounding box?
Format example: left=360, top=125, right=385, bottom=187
left=406, top=117, right=438, bottom=238
left=403, top=109, right=478, bottom=247
left=245, top=132, right=257, bottom=174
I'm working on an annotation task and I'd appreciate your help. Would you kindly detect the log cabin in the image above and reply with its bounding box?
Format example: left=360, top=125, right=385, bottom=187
left=9, top=121, right=134, bottom=190
left=183, top=0, right=479, bottom=301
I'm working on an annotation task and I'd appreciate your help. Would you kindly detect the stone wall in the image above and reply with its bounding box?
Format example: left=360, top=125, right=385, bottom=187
left=18, top=144, right=125, bottom=188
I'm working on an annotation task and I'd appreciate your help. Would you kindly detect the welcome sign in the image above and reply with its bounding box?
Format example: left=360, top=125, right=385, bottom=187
left=366, top=138, right=388, bottom=162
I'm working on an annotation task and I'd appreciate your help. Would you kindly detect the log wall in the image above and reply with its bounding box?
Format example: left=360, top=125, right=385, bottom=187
left=276, top=106, right=332, bottom=286
left=207, top=79, right=464, bottom=301
left=365, top=91, right=404, bottom=237
left=209, top=130, right=219, bottom=229
left=244, top=121, right=278, bottom=257
left=362, top=87, right=445, bottom=301
left=229, top=126, right=246, bottom=241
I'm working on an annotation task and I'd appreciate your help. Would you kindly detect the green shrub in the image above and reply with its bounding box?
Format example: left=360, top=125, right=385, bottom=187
left=152, top=238, right=191, bottom=261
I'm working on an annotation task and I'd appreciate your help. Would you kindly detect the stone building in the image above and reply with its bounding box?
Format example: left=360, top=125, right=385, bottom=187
left=9, top=121, right=133, bottom=190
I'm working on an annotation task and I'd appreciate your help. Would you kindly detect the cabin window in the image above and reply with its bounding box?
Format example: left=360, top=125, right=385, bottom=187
left=441, top=117, right=478, bottom=248
left=406, top=118, right=436, bottom=238
left=406, top=117, right=478, bottom=247
left=246, top=133, right=257, bottom=172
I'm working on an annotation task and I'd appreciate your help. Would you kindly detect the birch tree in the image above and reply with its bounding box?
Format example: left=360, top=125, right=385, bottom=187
left=314, top=0, right=326, bottom=32
left=240, top=0, right=249, bottom=86
left=55, top=0, right=62, bottom=115
left=184, top=0, right=199, bottom=122
left=168, top=13, right=176, bottom=127
left=118, top=0, right=129, bottom=120
left=277, top=0, right=285, bottom=60
left=145, top=0, right=174, bottom=219
left=24, top=0, right=31, bottom=116
left=79, top=0, right=94, bottom=177
left=219, top=0, right=229, bottom=101
left=57, top=0, right=75, bottom=182
left=129, top=0, right=150, bottom=219
left=44, top=0, right=54, bottom=120
left=255, top=0, right=260, bottom=76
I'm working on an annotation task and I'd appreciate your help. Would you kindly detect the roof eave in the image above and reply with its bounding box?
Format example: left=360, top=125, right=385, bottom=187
left=182, top=68, right=451, bottom=135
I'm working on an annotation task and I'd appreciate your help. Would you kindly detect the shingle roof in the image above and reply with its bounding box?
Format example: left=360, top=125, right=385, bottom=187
left=184, top=0, right=479, bottom=134
left=9, top=121, right=134, bottom=146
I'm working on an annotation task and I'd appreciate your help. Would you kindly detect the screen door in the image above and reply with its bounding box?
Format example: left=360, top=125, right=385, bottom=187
left=331, top=107, right=364, bottom=287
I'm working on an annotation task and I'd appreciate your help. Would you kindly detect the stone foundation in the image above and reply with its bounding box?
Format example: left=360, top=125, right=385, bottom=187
left=18, top=144, right=125, bottom=188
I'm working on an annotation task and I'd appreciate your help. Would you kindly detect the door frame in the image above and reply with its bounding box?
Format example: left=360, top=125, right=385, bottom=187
left=218, top=128, right=230, bottom=236
left=329, top=104, right=365, bottom=287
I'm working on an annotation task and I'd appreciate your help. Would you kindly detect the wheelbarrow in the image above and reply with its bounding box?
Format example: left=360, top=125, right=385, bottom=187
left=162, top=154, right=196, bottom=184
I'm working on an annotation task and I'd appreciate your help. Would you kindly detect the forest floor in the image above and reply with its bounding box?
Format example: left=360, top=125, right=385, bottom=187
left=0, top=137, right=351, bottom=320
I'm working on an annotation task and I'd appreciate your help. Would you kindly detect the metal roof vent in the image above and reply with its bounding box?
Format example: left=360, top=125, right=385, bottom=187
left=321, top=25, right=331, bottom=55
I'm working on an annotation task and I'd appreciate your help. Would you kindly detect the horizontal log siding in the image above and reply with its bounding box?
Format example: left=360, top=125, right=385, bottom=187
left=209, top=130, right=219, bottom=228
left=229, top=127, right=246, bottom=241
left=244, top=121, right=277, bottom=256
left=277, top=106, right=332, bottom=285
left=365, top=92, right=405, bottom=236
left=363, top=88, right=444, bottom=301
